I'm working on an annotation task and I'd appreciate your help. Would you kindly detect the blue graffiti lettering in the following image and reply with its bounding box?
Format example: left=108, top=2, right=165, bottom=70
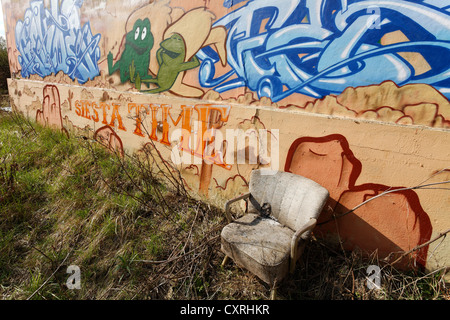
left=223, top=0, right=248, bottom=8
left=15, top=0, right=101, bottom=84
left=198, top=0, right=450, bottom=102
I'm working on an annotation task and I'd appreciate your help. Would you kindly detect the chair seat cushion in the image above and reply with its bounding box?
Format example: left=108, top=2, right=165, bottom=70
left=221, top=214, right=294, bottom=285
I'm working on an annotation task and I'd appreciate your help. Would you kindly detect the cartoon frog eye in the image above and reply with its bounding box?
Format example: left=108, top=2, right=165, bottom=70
left=141, top=27, right=147, bottom=41
left=134, top=27, right=140, bottom=41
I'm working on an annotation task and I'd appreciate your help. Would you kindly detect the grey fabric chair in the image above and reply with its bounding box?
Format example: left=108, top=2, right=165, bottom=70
left=221, top=170, right=329, bottom=299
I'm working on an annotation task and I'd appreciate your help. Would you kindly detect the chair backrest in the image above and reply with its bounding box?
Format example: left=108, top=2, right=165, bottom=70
left=248, top=170, right=329, bottom=232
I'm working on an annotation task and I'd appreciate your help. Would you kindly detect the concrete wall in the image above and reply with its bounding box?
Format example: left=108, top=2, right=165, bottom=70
left=2, top=0, right=450, bottom=273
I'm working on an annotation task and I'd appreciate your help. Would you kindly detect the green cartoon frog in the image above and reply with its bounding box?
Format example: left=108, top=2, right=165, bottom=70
left=141, top=33, right=200, bottom=94
left=108, top=18, right=154, bottom=86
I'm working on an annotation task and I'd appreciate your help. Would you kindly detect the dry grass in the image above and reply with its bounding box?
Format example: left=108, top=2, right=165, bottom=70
left=0, top=111, right=448, bottom=300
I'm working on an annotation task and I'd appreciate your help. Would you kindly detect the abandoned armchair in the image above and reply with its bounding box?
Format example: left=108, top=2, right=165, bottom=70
left=220, top=170, right=329, bottom=299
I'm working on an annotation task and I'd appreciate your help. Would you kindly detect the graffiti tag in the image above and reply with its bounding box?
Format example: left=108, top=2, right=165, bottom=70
left=198, top=0, right=450, bottom=101
left=15, top=0, right=101, bottom=84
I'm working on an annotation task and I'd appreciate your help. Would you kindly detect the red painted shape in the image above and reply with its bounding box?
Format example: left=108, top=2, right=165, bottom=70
left=285, top=134, right=432, bottom=269
left=36, top=85, right=68, bottom=136
left=94, top=125, right=125, bottom=157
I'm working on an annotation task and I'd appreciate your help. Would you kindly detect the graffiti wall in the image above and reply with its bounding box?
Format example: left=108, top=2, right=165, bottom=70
left=2, top=0, right=450, bottom=272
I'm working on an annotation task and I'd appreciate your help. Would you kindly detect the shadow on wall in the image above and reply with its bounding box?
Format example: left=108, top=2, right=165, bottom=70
left=285, top=134, right=432, bottom=270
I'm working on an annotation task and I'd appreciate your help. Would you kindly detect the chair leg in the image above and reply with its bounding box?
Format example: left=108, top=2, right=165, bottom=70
left=270, top=288, right=277, bottom=300
left=221, top=255, right=229, bottom=267
left=270, top=279, right=278, bottom=300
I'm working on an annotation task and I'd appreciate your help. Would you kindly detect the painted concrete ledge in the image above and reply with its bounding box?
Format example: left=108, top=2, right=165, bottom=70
left=8, top=78, right=450, bottom=275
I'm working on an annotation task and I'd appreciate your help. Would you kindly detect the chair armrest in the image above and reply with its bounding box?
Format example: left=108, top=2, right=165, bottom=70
left=290, top=218, right=317, bottom=273
left=224, top=193, right=251, bottom=223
